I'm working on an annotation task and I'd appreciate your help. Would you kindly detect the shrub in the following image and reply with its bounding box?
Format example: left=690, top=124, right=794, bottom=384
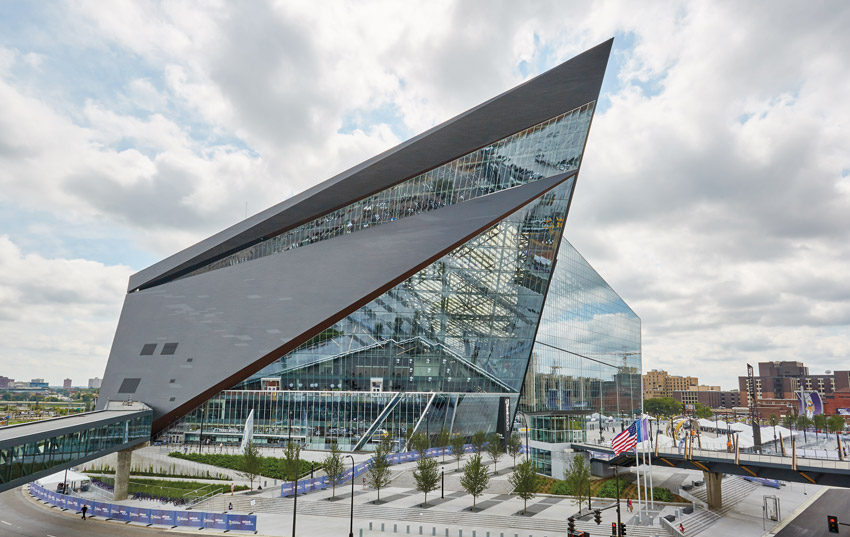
left=652, top=486, right=674, bottom=502
left=168, top=451, right=317, bottom=481
left=597, top=478, right=630, bottom=498
left=549, top=480, right=573, bottom=495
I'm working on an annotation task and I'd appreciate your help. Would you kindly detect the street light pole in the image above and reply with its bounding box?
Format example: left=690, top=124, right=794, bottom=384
left=198, top=407, right=205, bottom=454
left=346, top=455, right=355, bottom=537
left=441, top=467, right=444, bottom=499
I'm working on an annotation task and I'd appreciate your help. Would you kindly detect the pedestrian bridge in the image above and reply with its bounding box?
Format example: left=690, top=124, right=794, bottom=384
left=571, top=442, right=850, bottom=487
left=0, top=401, right=151, bottom=493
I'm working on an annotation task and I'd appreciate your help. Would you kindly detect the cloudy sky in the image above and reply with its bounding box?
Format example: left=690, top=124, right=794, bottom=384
left=0, top=1, right=848, bottom=390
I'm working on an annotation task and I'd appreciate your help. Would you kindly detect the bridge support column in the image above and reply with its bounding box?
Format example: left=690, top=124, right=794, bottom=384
left=703, top=471, right=722, bottom=510
left=114, top=447, right=134, bottom=500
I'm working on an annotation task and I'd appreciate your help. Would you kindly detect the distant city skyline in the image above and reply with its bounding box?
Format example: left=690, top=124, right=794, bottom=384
left=1, top=2, right=849, bottom=387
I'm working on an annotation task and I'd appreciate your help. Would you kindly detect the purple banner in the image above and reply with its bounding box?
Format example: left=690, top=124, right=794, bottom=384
left=227, top=513, right=258, bottom=532
left=797, top=391, right=823, bottom=418
left=204, top=512, right=228, bottom=530
left=150, top=509, right=176, bottom=526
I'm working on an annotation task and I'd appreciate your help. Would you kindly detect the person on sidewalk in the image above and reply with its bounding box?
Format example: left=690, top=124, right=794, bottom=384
left=627, top=498, right=633, bottom=512
left=80, top=504, right=88, bottom=520
left=679, top=522, right=685, bottom=534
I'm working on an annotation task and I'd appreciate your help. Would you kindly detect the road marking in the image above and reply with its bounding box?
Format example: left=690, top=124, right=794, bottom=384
left=48, top=534, right=58, bottom=537
left=1, top=520, right=11, bottom=525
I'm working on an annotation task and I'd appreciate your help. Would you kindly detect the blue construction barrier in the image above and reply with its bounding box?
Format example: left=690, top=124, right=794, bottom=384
left=29, top=483, right=257, bottom=532
left=743, top=476, right=781, bottom=488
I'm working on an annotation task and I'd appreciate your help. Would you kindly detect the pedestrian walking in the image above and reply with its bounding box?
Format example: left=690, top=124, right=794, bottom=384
left=679, top=522, right=685, bottom=534
left=81, top=504, right=88, bottom=520
left=231, top=482, right=235, bottom=496
left=228, top=502, right=233, bottom=511
left=627, top=498, right=633, bottom=512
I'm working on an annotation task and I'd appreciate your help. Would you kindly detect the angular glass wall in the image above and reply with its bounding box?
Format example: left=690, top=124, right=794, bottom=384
left=521, top=239, right=642, bottom=418
left=183, top=103, right=594, bottom=279
left=174, top=391, right=516, bottom=452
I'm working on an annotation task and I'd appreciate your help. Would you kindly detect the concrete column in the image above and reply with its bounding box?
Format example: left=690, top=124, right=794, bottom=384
left=703, top=471, right=722, bottom=509
left=113, top=448, right=133, bottom=501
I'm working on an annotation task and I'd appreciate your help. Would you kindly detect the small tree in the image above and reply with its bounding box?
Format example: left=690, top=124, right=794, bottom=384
left=827, top=414, right=845, bottom=435
left=695, top=403, right=713, bottom=419
left=366, top=438, right=393, bottom=503
left=237, top=440, right=263, bottom=490
left=410, top=432, right=430, bottom=459
left=796, top=415, right=812, bottom=443
left=813, top=414, right=827, bottom=440
left=782, top=413, right=796, bottom=431
left=564, top=453, right=591, bottom=509
left=436, top=427, right=451, bottom=462
left=486, top=433, right=504, bottom=473
left=413, top=454, right=440, bottom=506
left=471, top=430, right=488, bottom=454
left=322, top=441, right=345, bottom=499
left=506, top=432, right=523, bottom=466
left=450, top=433, right=466, bottom=470
left=282, top=441, right=301, bottom=482
left=460, top=454, right=489, bottom=511
left=509, top=458, right=538, bottom=514
left=769, top=415, right=779, bottom=442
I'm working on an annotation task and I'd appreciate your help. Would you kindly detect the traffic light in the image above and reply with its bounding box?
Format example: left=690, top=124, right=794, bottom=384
left=611, top=522, right=617, bottom=536
left=620, top=522, right=627, bottom=536
left=828, top=515, right=839, bottom=533
left=594, top=509, right=602, bottom=525
left=567, top=516, right=576, bottom=533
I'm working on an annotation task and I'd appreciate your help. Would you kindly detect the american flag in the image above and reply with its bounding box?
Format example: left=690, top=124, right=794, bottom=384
left=611, top=421, right=638, bottom=455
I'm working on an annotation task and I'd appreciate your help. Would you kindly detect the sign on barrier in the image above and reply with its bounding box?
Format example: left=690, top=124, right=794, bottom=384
left=127, top=506, right=151, bottom=524
left=228, top=513, right=258, bottom=532
left=205, top=512, right=228, bottom=530
left=150, top=509, right=176, bottom=526
left=185, top=511, right=205, bottom=527
left=174, top=511, right=191, bottom=526
left=94, top=501, right=111, bottom=517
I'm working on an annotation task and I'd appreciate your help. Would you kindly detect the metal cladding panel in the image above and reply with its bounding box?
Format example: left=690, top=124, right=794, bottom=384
left=128, top=39, right=612, bottom=291
left=99, top=172, right=575, bottom=433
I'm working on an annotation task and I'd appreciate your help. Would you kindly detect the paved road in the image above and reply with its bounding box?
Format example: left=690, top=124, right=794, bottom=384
left=0, top=487, right=172, bottom=537
left=775, top=488, right=850, bottom=537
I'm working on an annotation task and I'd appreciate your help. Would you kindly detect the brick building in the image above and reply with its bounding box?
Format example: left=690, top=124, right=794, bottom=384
left=643, top=369, right=698, bottom=399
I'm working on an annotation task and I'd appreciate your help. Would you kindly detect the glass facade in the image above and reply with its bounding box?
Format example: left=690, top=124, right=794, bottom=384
left=183, top=103, right=594, bottom=279
left=0, top=413, right=151, bottom=487
left=521, top=239, right=642, bottom=418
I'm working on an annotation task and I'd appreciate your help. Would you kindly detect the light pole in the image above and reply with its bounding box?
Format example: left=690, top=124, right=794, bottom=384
left=612, top=465, right=622, bottom=536
left=292, top=442, right=299, bottom=537
left=441, top=467, right=444, bottom=499
left=345, top=455, right=355, bottom=537
left=197, top=406, right=206, bottom=454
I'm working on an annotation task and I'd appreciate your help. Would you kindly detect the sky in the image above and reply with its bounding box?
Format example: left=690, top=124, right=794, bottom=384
left=0, top=1, right=848, bottom=390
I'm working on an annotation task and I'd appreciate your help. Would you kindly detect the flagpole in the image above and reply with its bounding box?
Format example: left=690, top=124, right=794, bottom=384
left=635, top=418, right=642, bottom=518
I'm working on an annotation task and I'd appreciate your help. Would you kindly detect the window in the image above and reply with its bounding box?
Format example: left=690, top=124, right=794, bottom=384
left=118, top=378, right=141, bottom=394
left=140, top=344, right=157, bottom=356
left=161, top=343, right=178, bottom=355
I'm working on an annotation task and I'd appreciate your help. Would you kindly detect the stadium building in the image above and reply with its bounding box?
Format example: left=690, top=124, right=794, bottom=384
left=96, top=39, right=641, bottom=463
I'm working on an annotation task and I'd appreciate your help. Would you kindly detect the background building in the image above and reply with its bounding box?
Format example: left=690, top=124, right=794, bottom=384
left=63, top=378, right=72, bottom=389
left=88, top=377, right=102, bottom=389
left=643, top=369, right=698, bottom=399
left=738, top=361, right=850, bottom=419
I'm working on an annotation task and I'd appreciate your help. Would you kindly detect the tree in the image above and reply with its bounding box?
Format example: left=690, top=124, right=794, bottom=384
left=643, top=397, right=683, bottom=417
left=813, top=414, right=827, bottom=440
left=827, top=414, right=845, bottom=435
left=782, top=413, right=796, bottom=431
left=237, top=441, right=263, bottom=490
left=366, top=438, right=393, bottom=503
left=796, top=415, right=812, bottom=443
left=450, top=433, right=466, bottom=470
left=486, top=433, right=504, bottom=473
left=410, top=432, right=430, bottom=459
left=769, top=415, right=779, bottom=442
left=694, top=403, right=713, bottom=420
left=563, top=453, right=591, bottom=509
left=435, top=427, right=451, bottom=462
left=322, top=441, right=345, bottom=499
left=508, top=458, right=538, bottom=514
left=460, top=454, right=489, bottom=510
left=471, top=430, right=488, bottom=454
left=413, top=454, right=440, bottom=506
left=506, top=433, right=523, bottom=466
left=282, top=441, right=302, bottom=481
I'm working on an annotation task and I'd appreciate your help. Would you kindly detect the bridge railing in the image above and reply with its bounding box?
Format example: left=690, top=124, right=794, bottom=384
left=655, top=446, right=850, bottom=470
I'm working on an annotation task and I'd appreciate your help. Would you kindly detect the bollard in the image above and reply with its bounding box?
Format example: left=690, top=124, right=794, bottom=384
left=459, top=530, right=463, bottom=537
left=382, top=523, right=385, bottom=531
left=445, top=529, right=449, bottom=537
left=370, top=522, right=374, bottom=530
left=473, top=531, right=476, bottom=537
left=361, top=530, right=364, bottom=537
left=394, top=524, right=398, bottom=533
left=433, top=528, right=436, bottom=536
left=487, top=532, right=490, bottom=537
left=420, top=527, right=423, bottom=535
left=407, top=526, right=410, bottom=534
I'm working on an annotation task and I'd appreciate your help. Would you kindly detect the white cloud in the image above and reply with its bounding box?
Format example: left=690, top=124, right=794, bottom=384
left=0, top=1, right=848, bottom=388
